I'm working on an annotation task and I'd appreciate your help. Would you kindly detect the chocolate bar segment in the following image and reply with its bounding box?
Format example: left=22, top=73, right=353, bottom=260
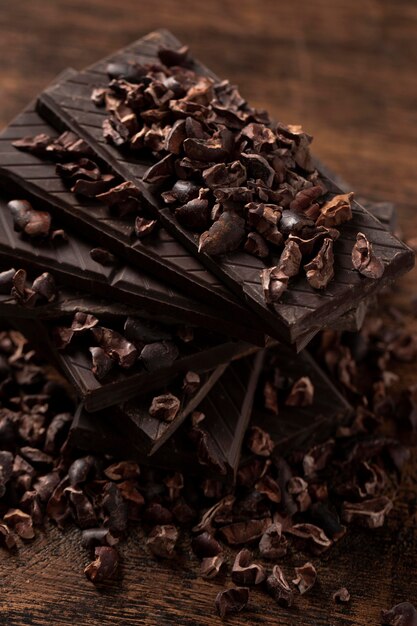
left=0, top=97, right=257, bottom=323
left=37, top=30, right=414, bottom=343
left=70, top=351, right=265, bottom=480
left=247, top=344, right=352, bottom=457
left=13, top=313, right=257, bottom=412
left=0, top=194, right=264, bottom=345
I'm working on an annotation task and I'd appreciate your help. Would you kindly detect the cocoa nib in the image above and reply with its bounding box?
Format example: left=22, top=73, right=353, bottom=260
left=259, top=523, right=288, bottom=560
left=8, top=199, right=51, bottom=238
left=266, top=565, right=294, bottom=607
left=149, top=394, right=180, bottom=422
left=146, top=524, right=178, bottom=558
left=352, top=232, right=384, bottom=279
left=285, top=376, right=314, bottom=406
left=200, top=554, right=225, bottom=579
left=191, top=531, right=222, bottom=558
left=285, top=523, right=332, bottom=554
left=89, top=248, right=116, bottom=266
left=91, top=326, right=138, bottom=369
left=215, top=587, right=249, bottom=620
left=134, top=216, right=158, bottom=239
left=199, top=212, right=245, bottom=256
left=89, top=347, right=113, bottom=380
left=293, top=561, right=317, bottom=594
left=381, top=602, right=417, bottom=626
left=231, top=548, right=265, bottom=586
left=246, top=426, right=274, bottom=457
left=342, top=496, right=393, bottom=528
left=219, top=518, right=271, bottom=545
left=84, top=546, right=119, bottom=583
left=182, top=371, right=200, bottom=395
left=175, top=197, right=211, bottom=232
left=333, top=587, right=351, bottom=603
left=316, top=192, right=353, bottom=228
left=261, top=240, right=302, bottom=304
left=244, top=232, right=269, bottom=258
left=304, top=238, right=335, bottom=289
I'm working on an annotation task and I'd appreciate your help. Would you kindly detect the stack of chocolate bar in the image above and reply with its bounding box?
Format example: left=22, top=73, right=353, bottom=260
left=0, top=29, right=413, bottom=486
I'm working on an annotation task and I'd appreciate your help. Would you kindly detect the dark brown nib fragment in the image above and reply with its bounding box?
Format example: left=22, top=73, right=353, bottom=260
left=8, top=199, right=51, bottom=238
left=266, top=565, right=294, bottom=607
left=304, top=238, right=335, bottom=289
left=333, top=587, right=351, bottom=603
left=261, top=240, right=302, bottom=304
left=146, top=524, right=178, bottom=558
left=352, top=232, right=385, bottom=279
left=149, top=394, right=181, bottom=422
left=259, top=523, right=288, bottom=560
left=200, top=554, right=225, bottom=579
left=342, top=496, right=393, bottom=528
left=199, top=212, right=245, bottom=256
left=285, top=376, right=314, bottom=406
left=293, top=562, right=317, bottom=594
left=84, top=546, right=119, bottom=583
left=89, top=248, right=117, bottom=266
left=215, top=587, right=250, bottom=620
left=231, top=549, right=265, bottom=586
left=134, top=216, right=158, bottom=239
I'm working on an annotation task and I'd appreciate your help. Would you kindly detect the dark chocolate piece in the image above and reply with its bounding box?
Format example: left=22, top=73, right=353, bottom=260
left=69, top=351, right=265, bottom=480
left=247, top=344, right=352, bottom=456
left=0, top=194, right=263, bottom=346
left=37, top=31, right=414, bottom=343
left=12, top=315, right=258, bottom=412
left=0, top=87, right=262, bottom=333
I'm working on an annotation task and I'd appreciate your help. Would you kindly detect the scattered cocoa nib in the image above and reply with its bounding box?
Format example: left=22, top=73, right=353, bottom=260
left=263, top=380, right=279, bottom=414
left=0, top=523, right=17, bottom=550
left=333, top=587, right=350, bottom=603
left=91, top=326, right=138, bottom=369
left=304, top=238, right=335, bottom=289
left=255, top=475, right=281, bottom=503
left=259, top=523, right=288, bottom=560
left=31, top=272, right=57, bottom=302
left=199, top=211, right=245, bottom=256
left=261, top=240, right=302, bottom=304
left=286, top=523, right=332, bottom=554
left=89, top=347, right=113, bottom=380
left=342, top=496, right=393, bottom=528
left=215, top=587, right=250, bottom=620
left=246, top=426, right=274, bottom=457
left=144, top=503, right=173, bottom=526
left=285, top=376, right=314, bottom=407
left=200, top=554, right=225, bottom=579
left=149, top=394, right=181, bottom=422
left=84, top=546, right=119, bottom=583
left=134, top=216, right=158, bottom=239
left=191, top=531, right=222, bottom=558
left=316, top=192, right=354, bottom=227
left=89, top=248, right=117, bottom=266
left=244, top=232, right=270, bottom=258
left=287, top=477, right=311, bottom=512
left=8, top=199, right=51, bottom=238
left=303, top=440, right=335, bottom=477
left=146, top=524, right=178, bottom=558
left=182, top=371, right=201, bottom=395
left=381, top=602, right=417, bottom=626
left=3, top=508, right=35, bottom=540
left=104, top=461, right=140, bottom=481
left=231, top=549, right=266, bottom=586
left=219, top=518, right=271, bottom=545
left=190, top=427, right=227, bottom=475
left=293, top=562, right=317, bottom=594
left=352, top=232, right=385, bottom=279
left=266, top=565, right=294, bottom=607
left=68, top=455, right=97, bottom=486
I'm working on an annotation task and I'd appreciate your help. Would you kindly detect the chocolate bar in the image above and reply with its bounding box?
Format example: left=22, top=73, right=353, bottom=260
left=69, top=351, right=265, bottom=480
left=37, top=30, right=414, bottom=344
left=248, top=344, right=352, bottom=457
left=0, top=194, right=264, bottom=345
left=13, top=311, right=257, bottom=412
left=0, top=93, right=260, bottom=325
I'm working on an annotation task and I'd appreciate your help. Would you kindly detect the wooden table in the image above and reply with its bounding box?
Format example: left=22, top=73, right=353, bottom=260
left=1, top=1, right=417, bottom=624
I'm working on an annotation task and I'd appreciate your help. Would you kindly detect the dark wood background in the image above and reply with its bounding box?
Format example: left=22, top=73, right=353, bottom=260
left=1, top=1, right=417, bottom=624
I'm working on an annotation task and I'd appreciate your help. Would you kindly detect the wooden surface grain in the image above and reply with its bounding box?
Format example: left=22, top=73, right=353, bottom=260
left=1, top=1, right=417, bottom=624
